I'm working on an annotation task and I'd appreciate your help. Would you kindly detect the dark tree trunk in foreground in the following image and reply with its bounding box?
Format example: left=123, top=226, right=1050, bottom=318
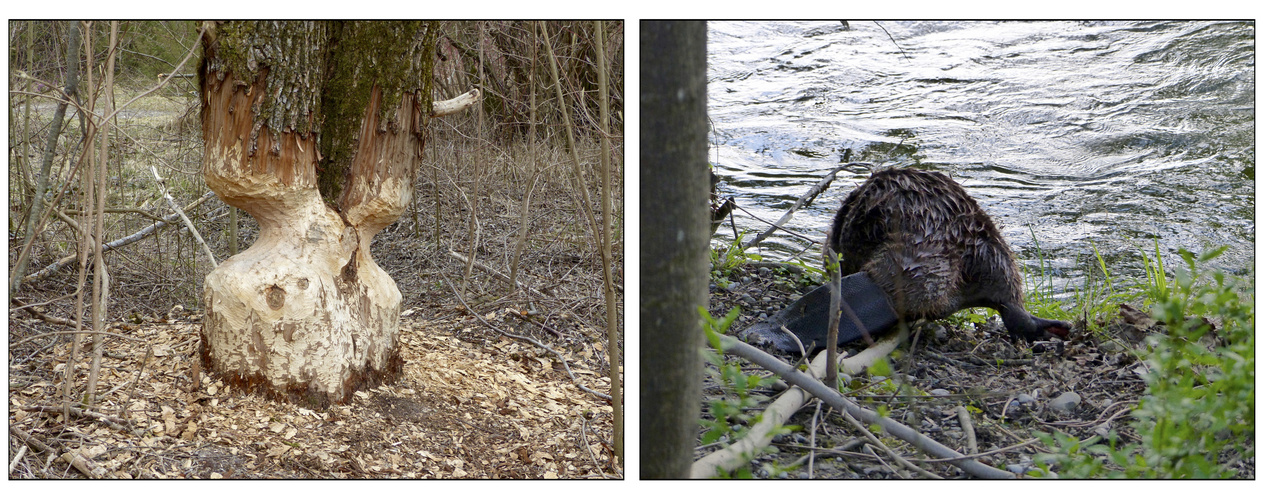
left=639, top=21, right=708, bottom=478
left=198, top=21, right=478, bottom=407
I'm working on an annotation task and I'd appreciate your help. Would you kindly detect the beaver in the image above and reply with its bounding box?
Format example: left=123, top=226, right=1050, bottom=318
left=744, top=167, right=1071, bottom=353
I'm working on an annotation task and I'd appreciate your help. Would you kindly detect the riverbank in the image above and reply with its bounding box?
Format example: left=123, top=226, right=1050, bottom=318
left=697, top=244, right=1253, bottom=478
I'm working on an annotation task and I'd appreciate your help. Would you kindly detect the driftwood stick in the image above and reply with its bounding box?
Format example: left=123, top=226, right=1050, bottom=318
left=690, top=330, right=903, bottom=478
left=709, top=333, right=1015, bottom=479
left=742, top=162, right=874, bottom=250
left=958, top=405, right=980, bottom=456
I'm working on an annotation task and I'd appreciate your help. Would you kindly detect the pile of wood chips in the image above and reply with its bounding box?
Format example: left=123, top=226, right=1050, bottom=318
left=9, top=312, right=617, bottom=479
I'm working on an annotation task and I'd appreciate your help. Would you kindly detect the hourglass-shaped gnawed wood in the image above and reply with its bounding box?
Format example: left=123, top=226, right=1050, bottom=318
left=198, top=21, right=479, bottom=407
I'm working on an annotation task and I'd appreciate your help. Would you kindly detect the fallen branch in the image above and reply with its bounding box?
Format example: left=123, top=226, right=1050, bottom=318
left=958, top=405, right=979, bottom=456
left=9, top=328, right=143, bottom=348
left=21, top=191, right=216, bottom=286
left=697, top=333, right=1016, bottom=479
left=22, top=405, right=133, bottom=433
left=691, top=329, right=904, bottom=478
left=10, top=426, right=105, bottom=478
left=731, top=203, right=817, bottom=246
left=147, top=163, right=216, bottom=267
left=449, top=249, right=549, bottom=298
left=742, top=162, right=873, bottom=250
left=10, top=297, right=75, bottom=326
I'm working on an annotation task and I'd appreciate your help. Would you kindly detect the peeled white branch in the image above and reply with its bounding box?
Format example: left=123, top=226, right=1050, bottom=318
left=691, top=331, right=904, bottom=478
left=432, top=88, right=481, bottom=117
left=698, top=333, right=1016, bottom=479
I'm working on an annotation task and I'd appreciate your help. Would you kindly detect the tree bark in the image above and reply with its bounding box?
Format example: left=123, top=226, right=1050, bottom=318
left=639, top=21, right=708, bottom=479
left=198, top=21, right=476, bottom=407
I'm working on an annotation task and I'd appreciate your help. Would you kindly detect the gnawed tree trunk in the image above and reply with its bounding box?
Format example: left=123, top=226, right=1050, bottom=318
left=198, top=21, right=478, bottom=407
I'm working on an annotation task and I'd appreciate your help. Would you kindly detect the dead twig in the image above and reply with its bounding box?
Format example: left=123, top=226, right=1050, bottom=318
left=957, top=405, right=979, bottom=456
left=690, top=330, right=903, bottom=478
left=10, top=297, right=76, bottom=326
left=9, top=329, right=144, bottom=348
left=448, top=249, right=549, bottom=298
left=21, top=191, right=216, bottom=286
left=840, top=409, right=942, bottom=478
left=22, top=405, right=134, bottom=433
left=742, top=162, right=874, bottom=250
left=707, top=334, right=1015, bottom=479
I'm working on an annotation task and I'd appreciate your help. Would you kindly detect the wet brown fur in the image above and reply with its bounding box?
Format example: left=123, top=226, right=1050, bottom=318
left=826, top=168, right=1063, bottom=340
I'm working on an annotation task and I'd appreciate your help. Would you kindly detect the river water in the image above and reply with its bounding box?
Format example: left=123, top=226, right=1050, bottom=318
left=708, top=21, right=1254, bottom=295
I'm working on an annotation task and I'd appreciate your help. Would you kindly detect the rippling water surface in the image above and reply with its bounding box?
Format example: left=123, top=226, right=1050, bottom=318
left=708, top=21, right=1254, bottom=294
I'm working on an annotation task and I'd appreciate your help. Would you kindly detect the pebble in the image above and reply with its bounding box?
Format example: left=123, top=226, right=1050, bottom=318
left=932, top=324, right=948, bottom=342
left=1049, top=392, right=1081, bottom=414
left=929, top=388, right=951, bottom=397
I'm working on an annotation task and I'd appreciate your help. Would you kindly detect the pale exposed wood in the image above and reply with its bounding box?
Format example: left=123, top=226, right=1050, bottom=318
left=432, top=88, right=481, bottom=117
left=690, top=330, right=904, bottom=478
left=695, top=333, right=1016, bottom=479
left=201, top=65, right=398, bottom=404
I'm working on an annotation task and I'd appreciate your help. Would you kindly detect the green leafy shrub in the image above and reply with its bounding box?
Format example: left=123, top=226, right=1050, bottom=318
left=1037, top=246, right=1254, bottom=478
left=710, top=232, right=762, bottom=288
left=698, top=306, right=779, bottom=445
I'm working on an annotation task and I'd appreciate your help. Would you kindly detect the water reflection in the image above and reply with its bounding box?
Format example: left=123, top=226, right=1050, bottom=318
left=708, top=21, right=1254, bottom=294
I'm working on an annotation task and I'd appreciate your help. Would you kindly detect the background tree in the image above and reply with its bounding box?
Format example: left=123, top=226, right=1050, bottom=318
left=197, top=21, right=477, bottom=406
left=639, top=20, right=708, bottom=478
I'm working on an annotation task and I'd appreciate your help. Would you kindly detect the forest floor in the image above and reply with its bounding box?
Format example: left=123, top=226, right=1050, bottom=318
left=9, top=309, right=616, bottom=479
left=698, top=262, right=1253, bottom=479
left=8, top=85, right=623, bottom=478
